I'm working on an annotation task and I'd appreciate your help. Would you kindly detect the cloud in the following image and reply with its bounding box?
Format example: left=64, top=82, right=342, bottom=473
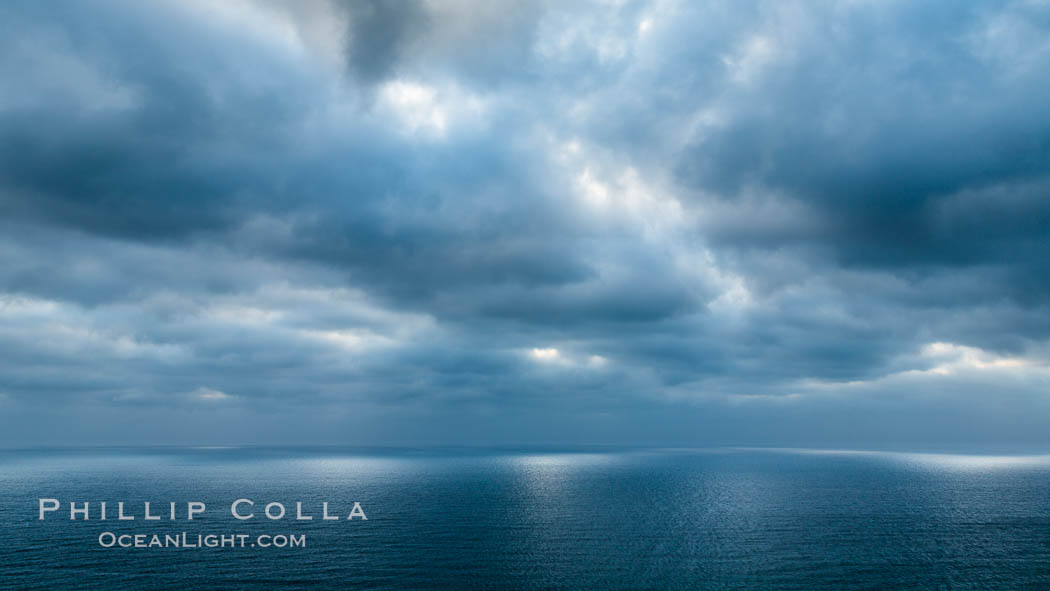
left=190, top=387, right=235, bottom=402
left=0, top=0, right=1048, bottom=446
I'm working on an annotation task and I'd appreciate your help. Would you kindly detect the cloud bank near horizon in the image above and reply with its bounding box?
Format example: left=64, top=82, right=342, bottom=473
left=1, top=0, right=1049, bottom=446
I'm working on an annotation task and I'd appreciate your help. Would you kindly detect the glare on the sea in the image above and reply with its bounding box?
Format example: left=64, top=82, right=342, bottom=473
left=781, top=447, right=1050, bottom=472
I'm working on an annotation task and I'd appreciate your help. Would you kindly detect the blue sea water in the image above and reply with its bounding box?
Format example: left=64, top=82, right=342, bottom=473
left=2, top=447, right=1050, bottom=590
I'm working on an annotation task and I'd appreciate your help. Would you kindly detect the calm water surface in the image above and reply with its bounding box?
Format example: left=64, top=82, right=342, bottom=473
left=2, top=447, right=1050, bottom=590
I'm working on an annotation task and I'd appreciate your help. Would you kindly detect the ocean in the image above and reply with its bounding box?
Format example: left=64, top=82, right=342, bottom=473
left=2, top=447, right=1050, bottom=589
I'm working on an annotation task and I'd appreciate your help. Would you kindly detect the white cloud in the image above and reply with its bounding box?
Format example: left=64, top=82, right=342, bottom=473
left=527, top=347, right=610, bottom=370
left=190, top=387, right=233, bottom=402
left=378, top=79, right=489, bottom=139
left=530, top=347, right=561, bottom=361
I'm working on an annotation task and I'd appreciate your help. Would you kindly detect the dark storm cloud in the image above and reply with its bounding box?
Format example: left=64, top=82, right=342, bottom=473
left=670, top=1, right=1050, bottom=269
left=342, top=0, right=428, bottom=82
left=0, top=0, right=594, bottom=297
left=0, top=0, right=1049, bottom=446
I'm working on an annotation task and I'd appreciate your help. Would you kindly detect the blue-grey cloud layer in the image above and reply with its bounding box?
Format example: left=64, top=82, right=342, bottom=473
left=1, top=0, right=1049, bottom=446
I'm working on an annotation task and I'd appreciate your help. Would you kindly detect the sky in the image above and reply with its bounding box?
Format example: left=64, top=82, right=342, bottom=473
left=1, top=0, right=1049, bottom=448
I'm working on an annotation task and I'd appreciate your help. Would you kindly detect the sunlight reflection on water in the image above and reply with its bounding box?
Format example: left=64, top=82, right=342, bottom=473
left=763, top=447, right=1050, bottom=472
